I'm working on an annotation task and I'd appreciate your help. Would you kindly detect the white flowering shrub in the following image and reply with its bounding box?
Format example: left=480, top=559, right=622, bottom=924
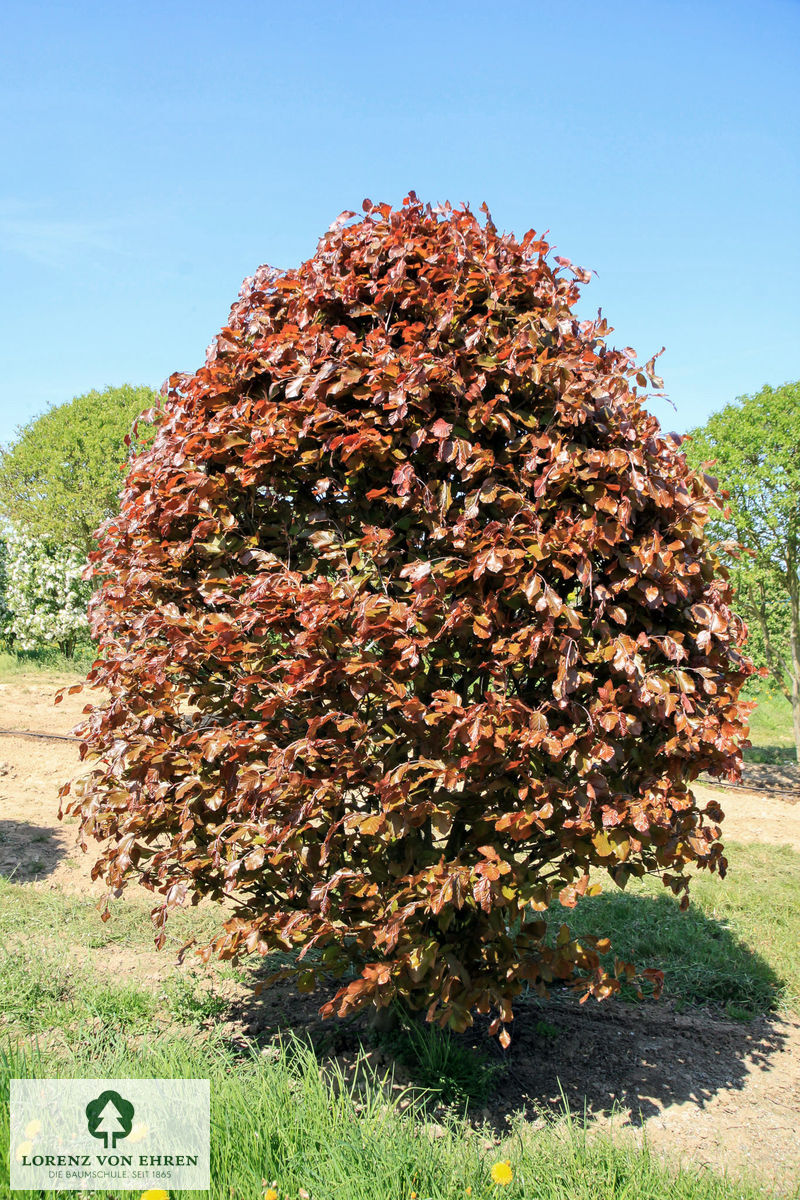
left=0, top=535, right=10, bottom=645
left=4, top=531, right=90, bottom=656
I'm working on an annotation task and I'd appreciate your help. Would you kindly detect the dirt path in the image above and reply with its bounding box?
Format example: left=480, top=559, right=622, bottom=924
left=1, top=676, right=799, bottom=1194
left=493, top=997, right=800, bottom=1196
left=694, top=782, right=800, bottom=851
left=0, top=676, right=103, bottom=892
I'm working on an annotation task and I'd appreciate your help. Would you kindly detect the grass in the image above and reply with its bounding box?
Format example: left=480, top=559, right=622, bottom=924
left=0, top=941, right=217, bottom=1038
left=0, top=1034, right=784, bottom=1200
left=166, top=969, right=229, bottom=1024
left=551, top=840, right=800, bottom=1016
left=0, top=854, right=795, bottom=1198
left=0, top=878, right=234, bottom=1041
left=0, top=882, right=794, bottom=1199
left=1, top=836, right=798, bottom=1040
left=744, top=686, right=797, bottom=763
left=379, top=1009, right=502, bottom=1108
left=0, top=645, right=94, bottom=679
left=0, top=873, right=223, bottom=950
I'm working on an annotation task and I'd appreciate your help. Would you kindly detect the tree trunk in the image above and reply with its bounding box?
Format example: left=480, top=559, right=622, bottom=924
left=752, top=577, right=792, bottom=703
left=790, top=579, right=800, bottom=764
left=369, top=1002, right=400, bottom=1034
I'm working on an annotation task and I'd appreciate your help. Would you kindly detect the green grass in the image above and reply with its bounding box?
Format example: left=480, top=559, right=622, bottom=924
left=165, top=969, right=229, bottom=1025
left=0, top=949, right=78, bottom=1031
left=553, top=840, right=800, bottom=1015
left=0, top=941, right=223, bottom=1038
left=379, top=1009, right=502, bottom=1108
left=0, top=873, right=224, bottom=950
left=1, top=836, right=798, bottom=1040
left=0, top=879, right=234, bottom=1040
left=743, top=684, right=796, bottom=763
left=1, top=830, right=798, bottom=1195
left=0, top=1034, right=784, bottom=1200
left=0, top=645, right=95, bottom=678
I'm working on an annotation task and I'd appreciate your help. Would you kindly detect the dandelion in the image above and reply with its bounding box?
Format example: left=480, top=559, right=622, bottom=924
left=15, top=1141, right=33, bottom=1162
left=24, top=1119, right=42, bottom=1138
left=141, top=1190, right=169, bottom=1200
left=264, top=1188, right=279, bottom=1200
left=490, top=1161, right=513, bottom=1187
left=127, top=1122, right=149, bottom=1144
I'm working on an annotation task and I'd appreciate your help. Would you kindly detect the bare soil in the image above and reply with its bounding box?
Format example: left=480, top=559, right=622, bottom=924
left=0, top=676, right=110, bottom=893
left=701, top=761, right=800, bottom=801
left=1, top=677, right=799, bottom=1194
left=738, top=760, right=800, bottom=796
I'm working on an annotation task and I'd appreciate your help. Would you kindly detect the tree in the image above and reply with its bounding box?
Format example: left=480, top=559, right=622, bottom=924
left=0, top=383, right=159, bottom=555
left=61, top=197, right=753, bottom=1043
left=93, top=1102, right=126, bottom=1149
left=85, top=1090, right=134, bottom=1149
left=685, top=382, right=800, bottom=760
left=0, top=535, right=10, bottom=646
left=3, top=532, right=91, bottom=657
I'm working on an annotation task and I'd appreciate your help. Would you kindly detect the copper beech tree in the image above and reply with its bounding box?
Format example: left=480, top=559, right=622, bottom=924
left=60, top=196, right=754, bottom=1044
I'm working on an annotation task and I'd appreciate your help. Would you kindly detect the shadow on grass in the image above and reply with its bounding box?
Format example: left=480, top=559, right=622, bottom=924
left=223, top=890, right=790, bottom=1128
left=0, top=819, right=65, bottom=881
left=477, top=888, right=792, bottom=1126
left=563, top=889, right=785, bottom=1013
left=742, top=744, right=798, bottom=766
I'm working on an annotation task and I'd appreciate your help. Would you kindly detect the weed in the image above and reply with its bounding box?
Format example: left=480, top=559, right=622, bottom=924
left=86, top=983, right=156, bottom=1032
left=379, top=1009, right=502, bottom=1108
left=166, top=971, right=228, bottom=1025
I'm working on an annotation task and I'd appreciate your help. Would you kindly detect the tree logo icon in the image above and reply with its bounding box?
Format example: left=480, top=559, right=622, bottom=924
left=85, top=1090, right=135, bottom=1149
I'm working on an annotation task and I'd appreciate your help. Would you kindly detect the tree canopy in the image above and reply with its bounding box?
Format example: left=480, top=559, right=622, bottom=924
left=62, top=198, right=753, bottom=1041
left=685, top=381, right=800, bottom=759
left=0, top=383, right=159, bottom=553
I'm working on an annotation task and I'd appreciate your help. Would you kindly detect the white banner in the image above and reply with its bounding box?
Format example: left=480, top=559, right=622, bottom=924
left=10, top=1078, right=210, bottom=1191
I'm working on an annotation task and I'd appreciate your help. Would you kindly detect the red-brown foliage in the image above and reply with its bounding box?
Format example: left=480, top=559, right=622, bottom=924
left=61, top=196, right=754, bottom=1043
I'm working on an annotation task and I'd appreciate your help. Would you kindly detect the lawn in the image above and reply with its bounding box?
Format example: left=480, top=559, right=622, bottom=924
left=2, top=838, right=797, bottom=1044
left=0, top=646, right=95, bottom=679
left=556, top=840, right=800, bottom=1017
left=744, top=686, right=797, bottom=763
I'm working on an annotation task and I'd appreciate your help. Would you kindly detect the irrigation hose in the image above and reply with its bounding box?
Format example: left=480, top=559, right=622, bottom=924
left=0, top=728, right=78, bottom=743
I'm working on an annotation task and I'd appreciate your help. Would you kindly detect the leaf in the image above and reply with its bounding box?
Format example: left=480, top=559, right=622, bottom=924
left=472, top=613, right=492, bottom=638
left=593, top=832, right=613, bottom=858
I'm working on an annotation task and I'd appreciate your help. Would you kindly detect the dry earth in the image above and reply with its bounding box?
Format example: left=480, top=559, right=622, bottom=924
left=1, top=677, right=799, bottom=1195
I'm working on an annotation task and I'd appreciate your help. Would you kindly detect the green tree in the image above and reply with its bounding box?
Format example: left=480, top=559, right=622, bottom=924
left=0, top=384, right=158, bottom=554
left=685, top=382, right=800, bottom=760
left=0, top=534, right=10, bottom=646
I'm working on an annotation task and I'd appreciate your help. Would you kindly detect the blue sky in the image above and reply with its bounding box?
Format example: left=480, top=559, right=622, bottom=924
left=1, top=0, right=798, bottom=444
